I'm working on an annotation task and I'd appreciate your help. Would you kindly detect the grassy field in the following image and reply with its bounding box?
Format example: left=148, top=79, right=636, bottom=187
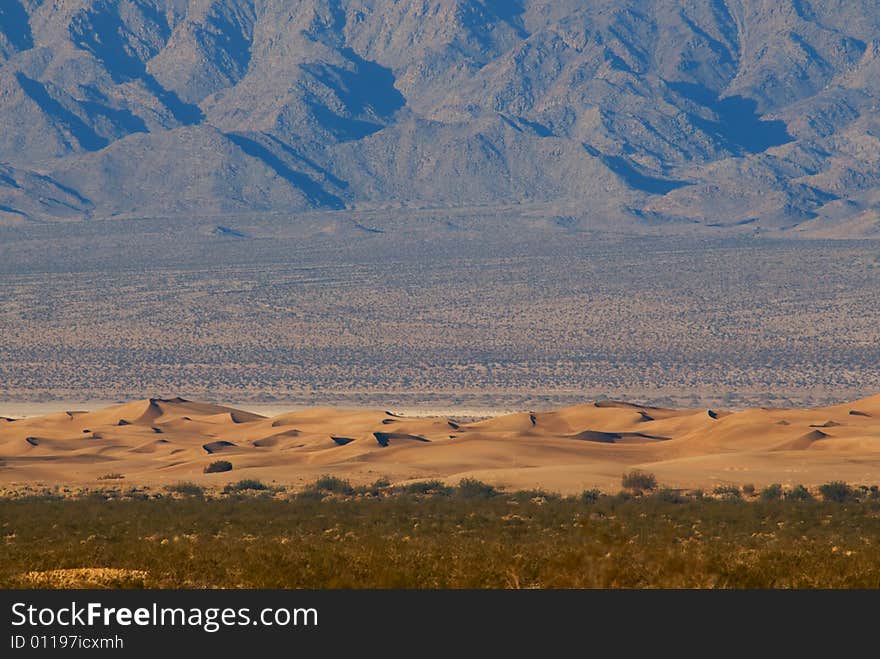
left=2, top=478, right=880, bottom=589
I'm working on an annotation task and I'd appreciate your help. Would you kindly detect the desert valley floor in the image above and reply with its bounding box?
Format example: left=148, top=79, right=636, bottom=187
left=3, top=395, right=880, bottom=494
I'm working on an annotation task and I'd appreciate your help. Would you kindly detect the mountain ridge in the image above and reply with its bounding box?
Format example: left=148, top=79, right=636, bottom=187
left=2, top=1, right=880, bottom=236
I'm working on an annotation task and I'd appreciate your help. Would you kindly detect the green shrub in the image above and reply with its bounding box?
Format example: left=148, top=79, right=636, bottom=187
left=713, top=485, right=741, bottom=500
left=621, top=470, right=657, bottom=491
left=610, top=491, right=633, bottom=503
left=165, top=482, right=205, bottom=497
left=785, top=484, right=813, bottom=501
left=204, top=460, right=232, bottom=474
left=580, top=489, right=601, bottom=504
left=455, top=478, right=498, bottom=499
left=296, top=487, right=326, bottom=501
left=819, top=481, right=854, bottom=503
left=509, top=488, right=560, bottom=502
left=313, top=475, right=354, bottom=495
left=399, top=480, right=453, bottom=496
left=653, top=488, right=686, bottom=504
left=353, top=478, right=394, bottom=497
left=760, top=483, right=783, bottom=501
left=223, top=479, right=268, bottom=494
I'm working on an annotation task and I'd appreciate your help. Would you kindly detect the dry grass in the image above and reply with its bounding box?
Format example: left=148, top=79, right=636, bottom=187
left=16, top=568, right=148, bottom=589
left=3, top=483, right=880, bottom=588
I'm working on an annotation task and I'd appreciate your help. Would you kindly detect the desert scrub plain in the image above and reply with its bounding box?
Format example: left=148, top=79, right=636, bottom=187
left=3, top=476, right=880, bottom=589
left=2, top=225, right=880, bottom=410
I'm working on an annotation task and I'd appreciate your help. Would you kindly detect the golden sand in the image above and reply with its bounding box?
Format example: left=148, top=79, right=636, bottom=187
left=2, top=395, right=880, bottom=494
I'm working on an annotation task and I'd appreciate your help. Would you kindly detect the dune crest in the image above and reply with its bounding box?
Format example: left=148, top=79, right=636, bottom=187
left=2, top=396, right=880, bottom=493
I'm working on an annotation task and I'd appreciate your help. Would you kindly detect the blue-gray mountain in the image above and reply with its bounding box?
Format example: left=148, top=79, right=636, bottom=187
left=1, top=0, right=879, bottom=235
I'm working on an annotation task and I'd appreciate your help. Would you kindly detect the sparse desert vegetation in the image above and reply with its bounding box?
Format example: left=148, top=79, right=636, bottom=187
left=2, top=233, right=880, bottom=411
left=3, top=478, right=880, bottom=589
left=165, top=482, right=205, bottom=497
left=818, top=481, right=855, bottom=504
left=223, top=479, right=270, bottom=493
left=622, top=470, right=658, bottom=492
left=760, top=483, right=784, bottom=501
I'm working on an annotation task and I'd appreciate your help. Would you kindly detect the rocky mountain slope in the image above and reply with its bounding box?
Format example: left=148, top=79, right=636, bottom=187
left=2, top=1, right=880, bottom=235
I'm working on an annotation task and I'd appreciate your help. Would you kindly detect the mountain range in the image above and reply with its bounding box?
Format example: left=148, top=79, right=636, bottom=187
left=2, top=0, right=880, bottom=236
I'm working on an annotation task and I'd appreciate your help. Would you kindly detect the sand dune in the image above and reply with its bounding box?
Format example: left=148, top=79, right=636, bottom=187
left=2, top=396, right=880, bottom=493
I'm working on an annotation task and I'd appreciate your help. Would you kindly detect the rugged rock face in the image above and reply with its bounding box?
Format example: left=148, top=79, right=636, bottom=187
left=1, top=1, right=879, bottom=234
